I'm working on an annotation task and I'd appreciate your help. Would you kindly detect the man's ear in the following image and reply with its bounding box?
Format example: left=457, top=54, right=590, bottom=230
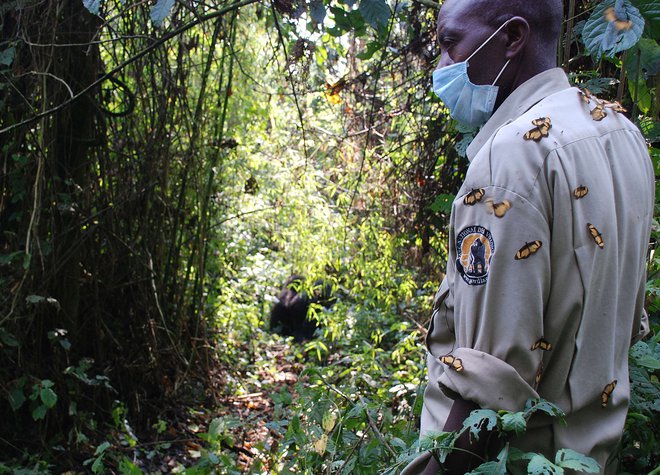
left=504, top=16, right=530, bottom=60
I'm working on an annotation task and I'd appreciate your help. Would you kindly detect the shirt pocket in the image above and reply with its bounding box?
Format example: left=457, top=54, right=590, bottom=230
left=426, top=279, right=455, bottom=356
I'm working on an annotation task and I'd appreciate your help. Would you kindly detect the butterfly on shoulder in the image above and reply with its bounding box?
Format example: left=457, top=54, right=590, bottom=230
left=463, top=188, right=485, bottom=206
left=573, top=185, right=589, bottom=199
left=587, top=223, right=605, bottom=248
left=486, top=198, right=511, bottom=218
left=601, top=379, right=618, bottom=407
left=604, top=6, right=633, bottom=31
left=515, top=240, right=543, bottom=260
left=530, top=338, right=553, bottom=351
left=523, top=117, right=552, bottom=142
left=578, top=88, right=593, bottom=104
left=440, top=354, right=464, bottom=372
left=602, top=99, right=627, bottom=113
left=591, top=103, right=607, bottom=121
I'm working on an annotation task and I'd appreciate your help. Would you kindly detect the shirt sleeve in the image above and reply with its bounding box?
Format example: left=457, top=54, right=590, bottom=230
left=437, top=185, right=551, bottom=412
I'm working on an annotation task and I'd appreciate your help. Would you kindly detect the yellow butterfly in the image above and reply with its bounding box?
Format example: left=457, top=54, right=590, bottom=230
left=523, top=117, right=552, bottom=142
left=463, top=188, right=485, bottom=206
left=573, top=185, right=589, bottom=199
left=515, top=241, right=543, bottom=260
left=486, top=198, right=511, bottom=218
left=531, top=338, right=553, bottom=351
left=587, top=223, right=605, bottom=249
left=601, top=379, right=617, bottom=407
left=578, top=88, right=593, bottom=104
left=440, top=355, right=464, bottom=372
left=604, top=7, right=633, bottom=31
left=602, top=99, right=627, bottom=113
left=591, top=104, right=607, bottom=121
left=534, top=361, right=544, bottom=389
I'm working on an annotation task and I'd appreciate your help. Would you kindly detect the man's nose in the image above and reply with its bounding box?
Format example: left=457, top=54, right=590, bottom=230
left=436, top=54, right=453, bottom=70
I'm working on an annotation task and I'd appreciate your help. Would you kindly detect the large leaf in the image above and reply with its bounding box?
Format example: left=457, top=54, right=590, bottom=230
left=150, top=0, right=176, bottom=27
left=501, top=412, right=527, bottom=435
left=460, top=409, right=499, bottom=440
left=632, top=0, right=660, bottom=37
left=309, top=0, right=326, bottom=24
left=359, top=0, right=390, bottom=30
left=627, top=38, right=660, bottom=77
left=582, top=0, right=645, bottom=58
left=468, top=461, right=507, bottom=475
left=554, top=449, right=600, bottom=473
left=82, top=0, right=101, bottom=15
left=527, top=454, right=564, bottom=474
left=0, top=46, right=15, bottom=67
left=8, top=388, right=25, bottom=411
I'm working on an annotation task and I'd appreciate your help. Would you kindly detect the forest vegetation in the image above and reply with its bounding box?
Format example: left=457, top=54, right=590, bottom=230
left=0, top=0, right=658, bottom=473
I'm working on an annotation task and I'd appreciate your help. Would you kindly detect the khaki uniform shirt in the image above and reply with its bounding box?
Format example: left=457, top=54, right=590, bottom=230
left=406, top=68, right=653, bottom=474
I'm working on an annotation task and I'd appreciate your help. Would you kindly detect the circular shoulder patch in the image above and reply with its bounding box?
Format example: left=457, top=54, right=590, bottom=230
left=456, top=226, right=495, bottom=286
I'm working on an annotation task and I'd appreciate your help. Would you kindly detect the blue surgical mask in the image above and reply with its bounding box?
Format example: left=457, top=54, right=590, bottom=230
left=433, top=22, right=511, bottom=128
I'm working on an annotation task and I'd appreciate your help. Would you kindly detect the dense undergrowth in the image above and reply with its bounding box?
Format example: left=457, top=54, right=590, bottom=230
left=1, top=0, right=659, bottom=473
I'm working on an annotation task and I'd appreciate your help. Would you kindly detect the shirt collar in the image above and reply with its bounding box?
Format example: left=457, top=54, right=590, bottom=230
left=466, top=68, right=571, bottom=161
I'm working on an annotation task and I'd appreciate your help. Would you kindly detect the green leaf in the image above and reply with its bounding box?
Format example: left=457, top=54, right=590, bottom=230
left=150, top=0, right=175, bottom=27
left=501, top=412, right=527, bottom=435
left=40, top=386, right=57, bottom=408
left=634, top=38, right=660, bottom=76
left=524, top=399, right=565, bottom=421
left=118, top=458, right=143, bottom=475
left=429, top=194, right=455, bottom=214
left=0, top=327, right=19, bottom=347
left=554, top=448, right=600, bottom=473
left=528, top=454, right=564, bottom=474
left=356, top=40, right=382, bottom=60
left=32, top=405, right=47, bottom=421
left=92, top=455, right=105, bottom=474
left=631, top=0, right=660, bottom=37
left=8, top=388, right=25, bottom=411
left=468, top=461, right=507, bottom=474
left=95, top=441, right=111, bottom=456
left=25, top=294, right=45, bottom=304
left=636, top=355, right=660, bottom=369
left=358, top=0, right=390, bottom=29
left=82, top=0, right=101, bottom=15
left=582, top=0, right=645, bottom=58
left=460, top=409, right=498, bottom=441
left=309, top=0, right=326, bottom=24
left=0, top=46, right=15, bottom=67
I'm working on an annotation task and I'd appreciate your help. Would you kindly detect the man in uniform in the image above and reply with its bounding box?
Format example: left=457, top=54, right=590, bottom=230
left=403, top=1, right=653, bottom=473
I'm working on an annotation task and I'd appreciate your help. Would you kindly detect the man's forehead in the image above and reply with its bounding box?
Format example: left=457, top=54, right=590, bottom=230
left=437, top=0, right=482, bottom=32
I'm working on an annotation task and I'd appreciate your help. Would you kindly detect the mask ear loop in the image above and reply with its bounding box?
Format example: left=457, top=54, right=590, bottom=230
left=491, top=59, right=510, bottom=86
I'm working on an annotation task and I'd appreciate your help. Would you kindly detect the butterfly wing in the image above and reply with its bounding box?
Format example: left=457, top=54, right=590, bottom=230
left=573, top=186, right=589, bottom=199
left=601, top=380, right=617, bottom=407
left=531, top=338, right=553, bottom=351
left=587, top=223, right=605, bottom=248
left=515, top=241, right=542, bottom=260
left=591, top=104, right=607, bottom=121
left=464, top=188, right=485, bottom=206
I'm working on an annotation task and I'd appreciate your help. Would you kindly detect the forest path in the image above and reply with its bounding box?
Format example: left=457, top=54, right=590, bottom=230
left=210, top=340, right=305, bottom=472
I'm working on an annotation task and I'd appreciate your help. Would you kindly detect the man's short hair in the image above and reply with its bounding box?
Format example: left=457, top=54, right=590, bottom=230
left=475, top=0, right=564, bottom=47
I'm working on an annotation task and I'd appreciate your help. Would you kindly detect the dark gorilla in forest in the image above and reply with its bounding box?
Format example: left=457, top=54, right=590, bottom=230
left=269, top=275, right=335, bottom=341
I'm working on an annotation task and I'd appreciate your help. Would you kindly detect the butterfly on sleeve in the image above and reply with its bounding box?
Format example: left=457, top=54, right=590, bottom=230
left=587, top=223, right=605, bottom=249
left=515, top=241, right=543, bottom=260
left=463, top=188, right=485, bottom=206
left=440, top=354, right=464, bottom=372
left=601, top=380, right=618, bottom=407
left=523, top=117, right=552, bottom=142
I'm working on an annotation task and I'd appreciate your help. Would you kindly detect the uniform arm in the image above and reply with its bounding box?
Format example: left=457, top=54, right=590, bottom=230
left=437, top=186, right=550, bottom=412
